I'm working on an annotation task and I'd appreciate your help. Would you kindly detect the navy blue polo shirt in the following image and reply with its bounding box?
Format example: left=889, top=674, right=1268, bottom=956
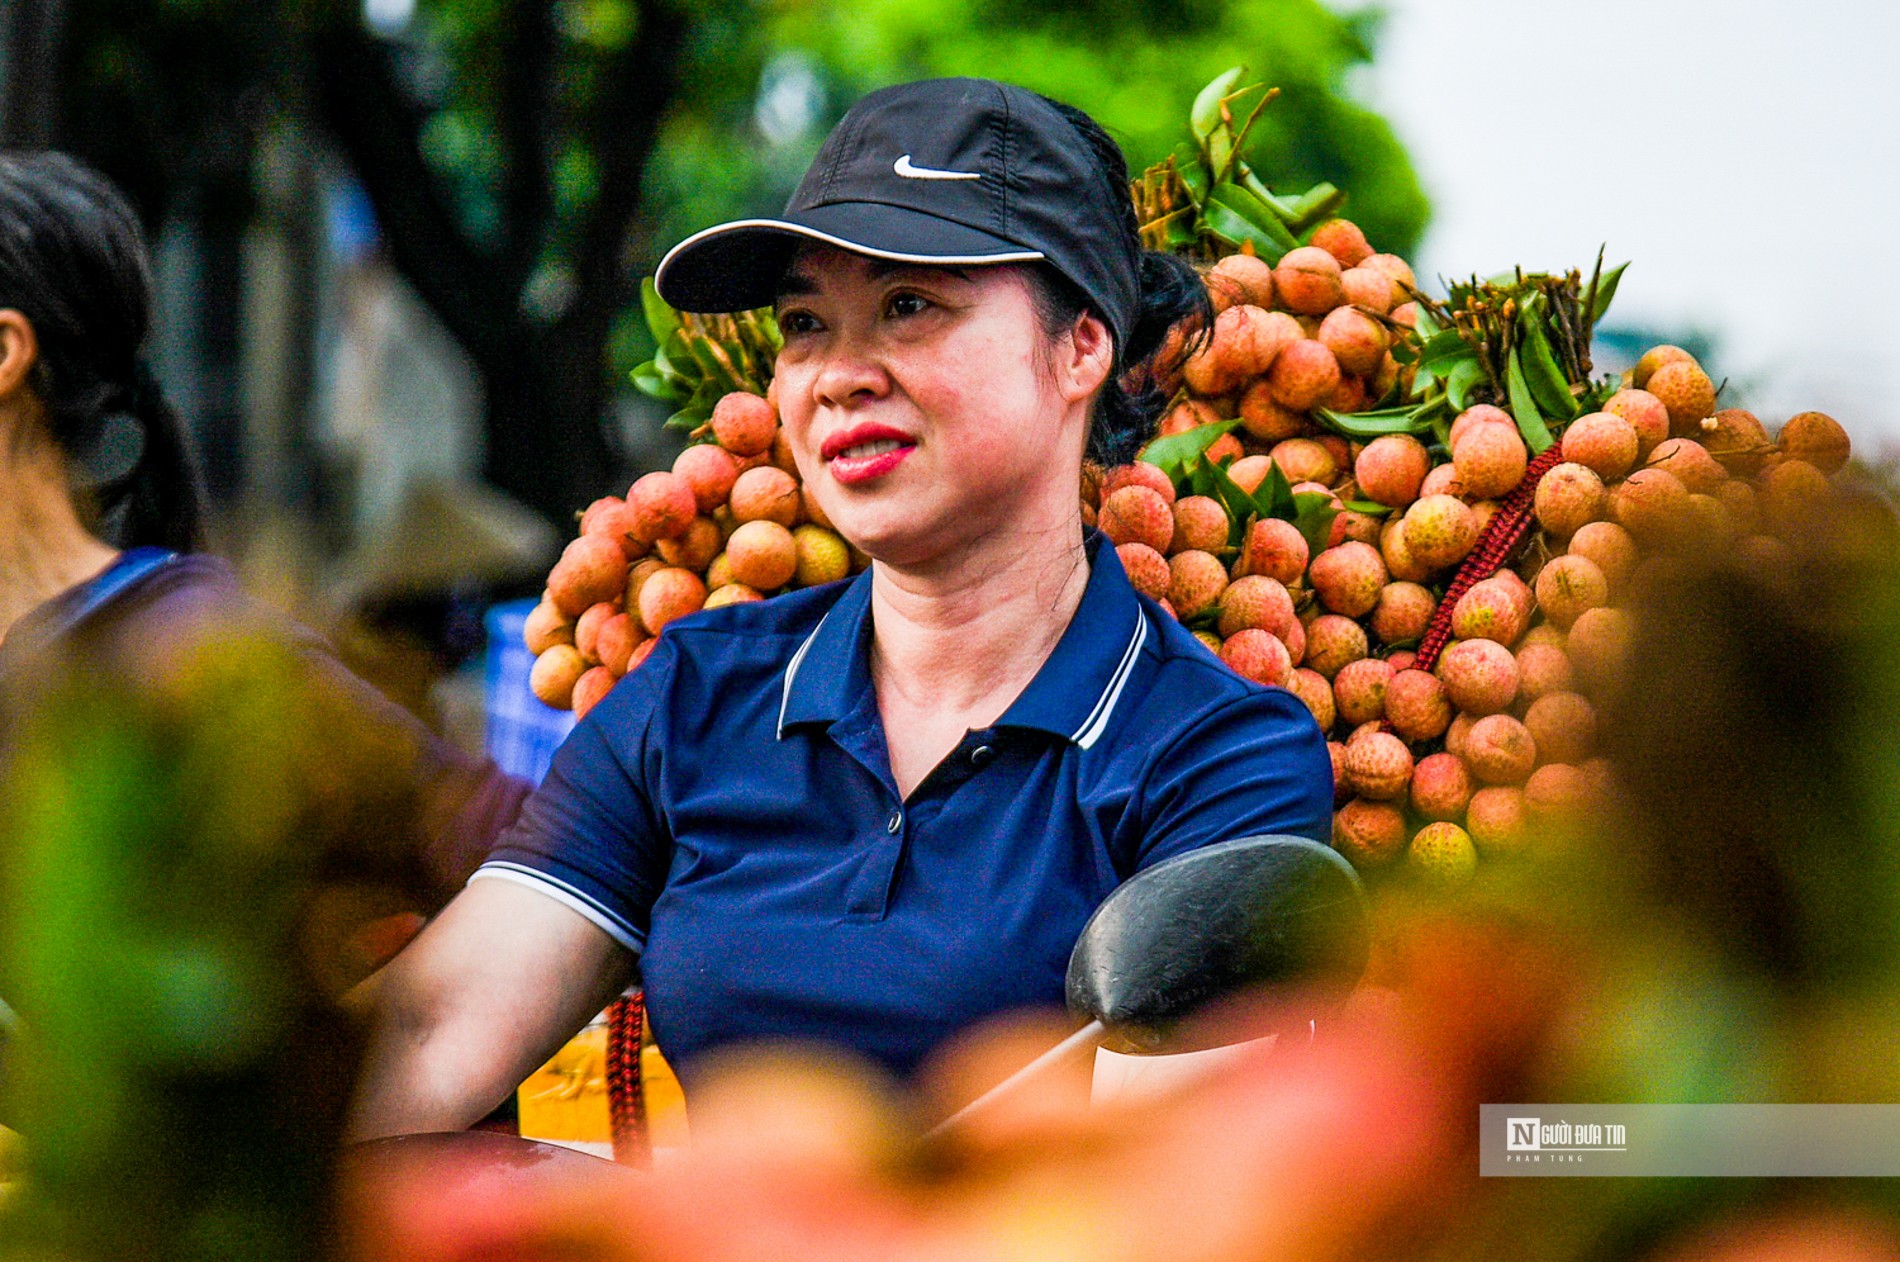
left=476, top=531, right=1331, bottom=1083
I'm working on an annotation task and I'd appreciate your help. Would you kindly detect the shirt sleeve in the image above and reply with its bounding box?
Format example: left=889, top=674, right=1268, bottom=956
left=473, top=635, right=678, bottom=955
left=1123, top=684, right=1333, bottom=873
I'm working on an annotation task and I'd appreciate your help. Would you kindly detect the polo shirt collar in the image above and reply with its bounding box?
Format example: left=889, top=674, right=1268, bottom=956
left=777, top=531, right=1147, bottom=749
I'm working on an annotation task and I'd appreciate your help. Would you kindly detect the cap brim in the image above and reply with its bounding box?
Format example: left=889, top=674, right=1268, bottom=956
left=654, top=202, right=1046, bottom=314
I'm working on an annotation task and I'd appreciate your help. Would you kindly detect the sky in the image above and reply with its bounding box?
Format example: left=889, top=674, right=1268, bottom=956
left=1359, top=0, right=1899, bottom=451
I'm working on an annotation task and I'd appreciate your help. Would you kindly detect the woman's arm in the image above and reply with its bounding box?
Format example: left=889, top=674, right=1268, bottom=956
left=347, top=878, right=638, bottom=1141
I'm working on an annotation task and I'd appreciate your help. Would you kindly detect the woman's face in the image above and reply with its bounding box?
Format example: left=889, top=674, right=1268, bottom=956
left=771, top=246, right=1110, bottom=568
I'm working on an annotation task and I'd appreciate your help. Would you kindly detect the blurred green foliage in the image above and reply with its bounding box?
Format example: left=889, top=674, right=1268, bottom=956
left=0, top=635, right=429, bottom=1261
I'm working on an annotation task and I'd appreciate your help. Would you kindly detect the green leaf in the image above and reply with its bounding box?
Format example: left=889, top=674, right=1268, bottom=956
left=640, top=278, right=682, bottom=344
left=1286, top=184, right=1346, bottom=235
left=1202, top=200, right=1294, bottom=263
left=665, top=405, right=712, bottom=431
left=1200, top=457, right=1263, bottom=547
left=1504, top=348, right=1556, bottom=454
left=1416, top=329, right=1472, bottom=370
left=1446, top=358, right=1487, bottom=412
left=1344, top=499, right=1395, bottom=516
left=1238, top=170, right=1302, bottom=221
left=1520, top=320, right=1580, bottom=420
left=1590, top=262, right=1628, bottom=322
left=1190, top=68, right=1246, bottom=144
left=1291, top=493, right=1340, bottom=559
left=1312, top=404, right=1438, bottom=438
left=1139, top=418, right=1239, bottom=484
left=630, top=360, right=675, bottom=402
left=1207, top=184, right=1301, bottom=251
left=1256, top=457, right=1298, bottom=520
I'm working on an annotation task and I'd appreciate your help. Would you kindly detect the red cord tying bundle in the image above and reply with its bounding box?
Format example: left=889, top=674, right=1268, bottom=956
left=1412, top=442, right=1567, bottom=673
left=606, top=992, right=650, bottom=1167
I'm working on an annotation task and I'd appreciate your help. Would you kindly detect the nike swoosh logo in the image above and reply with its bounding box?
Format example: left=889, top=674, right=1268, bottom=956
left=893, top=154, right=981, bottom=181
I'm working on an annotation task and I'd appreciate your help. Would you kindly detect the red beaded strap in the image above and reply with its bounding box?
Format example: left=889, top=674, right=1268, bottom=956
left=1413, top=443, right=1567, bottom=673
left=606, top=992, right=650, bottom=1167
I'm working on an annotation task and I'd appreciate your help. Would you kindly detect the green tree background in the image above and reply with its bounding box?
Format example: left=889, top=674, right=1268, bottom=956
left=1, top=0, right=1428, bottom=535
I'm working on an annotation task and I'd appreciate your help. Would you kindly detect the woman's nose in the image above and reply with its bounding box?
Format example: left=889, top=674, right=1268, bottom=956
left=810, top=336, right=889, bottom=411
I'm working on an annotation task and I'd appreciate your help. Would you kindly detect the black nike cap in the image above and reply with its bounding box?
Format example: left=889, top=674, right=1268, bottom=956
left=654, top=78, right=1140, bottom=350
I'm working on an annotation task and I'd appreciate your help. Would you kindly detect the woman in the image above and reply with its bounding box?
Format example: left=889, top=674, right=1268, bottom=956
left=350, top=79, right=1332, bottom=1135
left=0, top=152, right=528, bottom=922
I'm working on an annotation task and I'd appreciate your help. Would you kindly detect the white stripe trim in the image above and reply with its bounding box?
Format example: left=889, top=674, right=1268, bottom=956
left=1072, top=612, right=1148, bottom=750
left=469, top=863, right=643, bottom=954
left=775, top=608, right=832, bottom=738
left=657, top=218, right=1045, bottom=295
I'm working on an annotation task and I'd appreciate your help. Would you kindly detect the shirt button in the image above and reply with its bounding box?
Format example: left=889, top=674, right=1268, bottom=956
left=970, top=745, right=993, bottom=767
left=887, top=810, right=903, bottom=834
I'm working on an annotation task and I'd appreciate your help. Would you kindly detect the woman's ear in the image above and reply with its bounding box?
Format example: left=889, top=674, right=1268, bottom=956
left=0, top=310, right=40, bottom=400
left=1053, top=309, right=1115, bottom=404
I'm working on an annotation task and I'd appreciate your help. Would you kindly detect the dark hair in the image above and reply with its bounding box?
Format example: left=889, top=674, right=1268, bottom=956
left=1026, top=97, right=1211, bottom=467
left=0, top=152, right=204, bottom=552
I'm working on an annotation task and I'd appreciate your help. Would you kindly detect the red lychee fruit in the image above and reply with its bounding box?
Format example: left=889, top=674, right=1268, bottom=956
left=725, top=519, right=798, bottom=591
left=637, top=566, right=708, bottom=636
left=1778, top=410, right=1851, bottom=473
left=1466, top=786, right=1529, bottom=855
left=1304, top=614, right=1369, bottom=679
left=1453, top=422, right=1529, bottom=500
left=1449, top=404, right=1514, bottom=449
left=1465, top=713, right=1537, bottom=785
left=1309, top=219, right=1374, bottom=268
left=1237, top=381, right=1311, bottom=443
left=1170, top=495, right=1232, bottom=554
left=1360, top=254, right=1416, bottom=291
left=1099, top=485, right=1176, bottom=554
left=580, top=495, right=650, bottom=562
left=1566, top=606, right=1633, bottom=701
left=1524, top=763, right=1591, bottom=824
left=1610, top=468, right=1690, bottom=544
left=1402, top=495, right=1479, bottom=570
left=529, top=643, right=587, bottom=709
left=1418, top=463, right=1465, bottom=499
left=1450, top=576, right=1529, bottom=647
left=728, top=466, right=801, bottom=527
left=1269, top=437, right=1338, bottom=486
left=1117, top=542, right=1172, bottom=602
left=1369, top=581, right=1436, bottom=645
left=1309, top=540, right=1388, bottom=617
left=1411, top=752, right=1475, bottom=822
left=1632, top=344, right=1695, bottom=388
left=1317, top=305, right=1387, bottom=377
left=704, top=583, right=762, bottom=610
left=1345, top=730, right=1413, bottom=801
left=1102, top=461, right=1178, bottom=507
left=523, top=599, right=575, bottom=656
left=1219, top=628, right=1293, bottom=687
left=1233, top=517, right=1309, bottom=586
left=1386, top=668, right=1453, bottom=741
left=673, top=443, right=742, bottom=514
left=1407, top=822, right=1477, bottom=884
left=595, top=612, right=642, bottom=676
left=1273, top=245, right=1346, bottom=315
left=571, top=666, right=618, bottom=720
left=1532, top=462, right=1606, bottom=538
left=1333, top=656, right=1395, bottom=727
left=1646, top=359, right=1718, bottom=435
left=1699, top=408, right=1773, bottom=476
left=792, top=525, right=850, bottom=587
left=1514, top=642, right=1575, bottom=702
left=1207, top=253, right=1277, bottom=309
left=1561, top=411, right=1640, bottom=481
left=1604, top=388, right=1672, bottom=457
left=1288, top=667, right=1336, bottom=730
left=1525, top=691, right=1597, bottom=766
left=1437, top=638, right=1519, bottom=716
left=1379, top=518, right=1433, bottom=583
left=1566, top=521, right=1638, bottom=594
left=573, top=600, right=619, bottom=665
left=548, top=534, right=631, bottom=617
left=1534, top=554, right=1609, bottom=630
left=656, top=515, right=723, bottom=571
left=1339, top=266, right=1398, bottom=313
left=1644, top=437, right=1727, bottom=493
left=1159, top=398, right=1221, bottom=436
left=628, top=471, right=699, bottom=542
left=1167, top=549, right=1229, bottom=619
left=1333, top=798, right=1408, bottom=869
left=1267, top=339, right=1344, bottom=412
left=710, top=391, right=777, bottom=456
left=1217, top=574, right=1297, bottom=639
left=1354, top=434, right=1431, bottom=508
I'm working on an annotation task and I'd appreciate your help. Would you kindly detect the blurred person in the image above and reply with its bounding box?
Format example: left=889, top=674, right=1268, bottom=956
left=0, top=152, right=530, bottom=913
left=351, top=79, right=1332, bottom=1140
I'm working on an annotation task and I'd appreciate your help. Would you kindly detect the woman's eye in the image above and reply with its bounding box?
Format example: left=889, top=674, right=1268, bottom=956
left=777, top=309, right=821, bottom=336
left=886, top=292, right=931, bottom=319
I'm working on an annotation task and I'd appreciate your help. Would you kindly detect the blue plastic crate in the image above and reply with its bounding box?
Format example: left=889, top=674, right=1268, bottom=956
left=484, top=599, right=578, bottom=785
